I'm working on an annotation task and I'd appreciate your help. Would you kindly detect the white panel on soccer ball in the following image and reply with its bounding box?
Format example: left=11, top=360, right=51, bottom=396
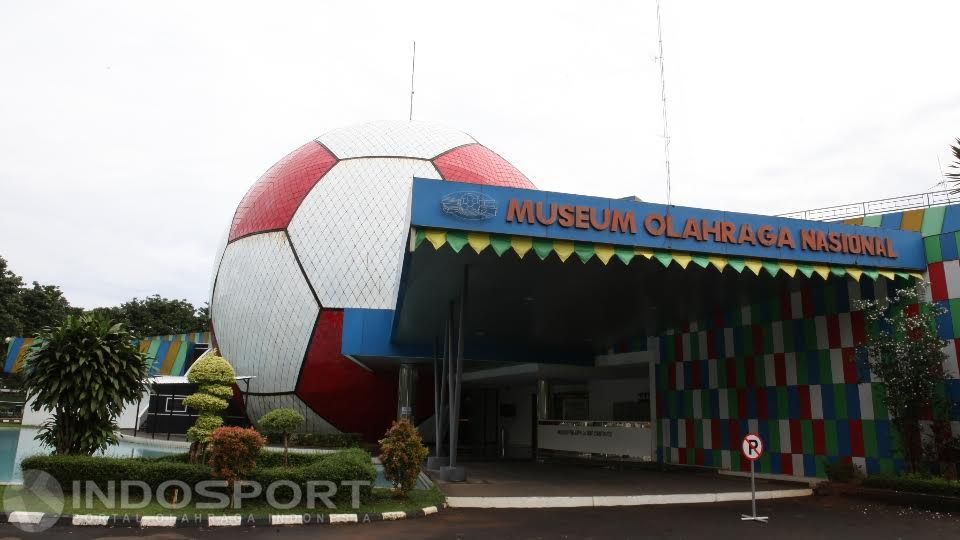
left=289, top=158, right=441, bottom=309
left=208, top=224, right=230, bottom=315
left=212, top=232, right=319, bottom=393
left=317, top=120, right=475, bottom=160
left=245, top=394, right=339, bottom=433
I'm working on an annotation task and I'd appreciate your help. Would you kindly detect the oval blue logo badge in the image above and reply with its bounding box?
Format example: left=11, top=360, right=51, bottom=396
left=440, top=191, right=498, bottom=221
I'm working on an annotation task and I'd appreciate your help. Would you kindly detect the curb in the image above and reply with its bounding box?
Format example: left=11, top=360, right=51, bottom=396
left=445, top=489, right=814, bottom=508
left=0, top=505, right=444, bottom=529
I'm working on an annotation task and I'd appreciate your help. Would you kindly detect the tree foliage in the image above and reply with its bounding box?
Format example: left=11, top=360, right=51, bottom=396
left=856, top=284, right=951, bottom=472
left=185, top=351, right=236, bottom=463
left=0, top=256, right=82, bottom=337
left=378, top=419, right=428, bottom=497
left=89, top=294, right=209, bottom=337
left=21, top=314, right=150, bottom=455
left=258, top=408, right=305, bottom=466
left=947, top=138, right=960, bottom=187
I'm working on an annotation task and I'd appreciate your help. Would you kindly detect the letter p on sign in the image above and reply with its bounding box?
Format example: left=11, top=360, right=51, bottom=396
left=741, top=433, right=763, bottom=461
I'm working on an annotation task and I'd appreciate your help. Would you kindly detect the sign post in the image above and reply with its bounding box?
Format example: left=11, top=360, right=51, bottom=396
left=740, top=433, right=768, bottom=523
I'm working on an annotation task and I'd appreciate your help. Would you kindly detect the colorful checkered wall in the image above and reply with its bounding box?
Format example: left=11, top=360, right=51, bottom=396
left=656, top=203, right=960, bottom=478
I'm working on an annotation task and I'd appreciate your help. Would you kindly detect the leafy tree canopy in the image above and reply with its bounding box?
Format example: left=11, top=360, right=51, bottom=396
left=89, top=294, right=209, bottom=337
left=0, top=256, right=82, bottom=337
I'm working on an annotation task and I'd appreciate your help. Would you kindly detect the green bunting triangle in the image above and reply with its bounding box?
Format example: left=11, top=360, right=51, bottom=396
left=614, top=247, right=635, bottom=265
left=533, top=239, right=553, bottom=260
left=727, top=259, right=745, bottom=273
left=490, top=235, right=511, bottom=256
left=446, top=231, right=468, bottom=253
left=575, top=243, right=594, bottom=263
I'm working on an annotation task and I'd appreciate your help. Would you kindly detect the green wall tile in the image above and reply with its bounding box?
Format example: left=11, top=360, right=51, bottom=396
left=862, top=215, right=883, bottom=227
left=825, top=420, right=839, bottom=455
left=921, top=205, right=946, bottom=237
left=833, top=385, right=848, bottom=419
left=863, top=420, right=879, bottom=458
left=801, top=421, right=814, bottom=452
left=924, top=235, right=943, bottom=263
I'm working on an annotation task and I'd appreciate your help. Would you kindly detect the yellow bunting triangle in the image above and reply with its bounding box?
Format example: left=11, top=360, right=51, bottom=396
left=744, top=259, right=763, bottom=275
left=595, top=244, right=615, bottom=265
left=813, top=265, right=830, bottom=279
left=846, top=267, right=863, bottom=281
left=879, top=270, right=896, bottom=281
left=672, top=253, right=692, bottom=269
left=635, top=248, right=654, bottom=259
left=511, top=236, right=533, bottom=259
left=425, top=230, right=447, bottom=251
left=909, top=272, right=924, bottom=280
left=467, top=233, right=490, bottom=254
left=553, top=240, right=575, bottom=262
left=780, top=262, right=798, bottom=278
left=708, top=256, right=727, bottom=272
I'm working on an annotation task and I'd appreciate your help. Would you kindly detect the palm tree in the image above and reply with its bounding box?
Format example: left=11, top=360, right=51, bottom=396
left=948, top=138, right=960, bottom=192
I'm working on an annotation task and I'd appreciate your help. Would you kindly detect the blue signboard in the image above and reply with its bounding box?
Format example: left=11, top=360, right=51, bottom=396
left=409, top=178, right=926, bottom=270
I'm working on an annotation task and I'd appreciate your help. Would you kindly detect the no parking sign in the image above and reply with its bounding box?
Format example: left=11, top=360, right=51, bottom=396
left=741, top=433, right=764, bottom=462
left=739, top=433, right=768, bottom=523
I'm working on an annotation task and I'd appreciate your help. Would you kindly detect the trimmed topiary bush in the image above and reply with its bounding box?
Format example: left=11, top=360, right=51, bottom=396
left=379, top=419, right=428, bottom=496
left=257, top=408, right=304, bottom=466
left=184, top=351, right=236, bottom=463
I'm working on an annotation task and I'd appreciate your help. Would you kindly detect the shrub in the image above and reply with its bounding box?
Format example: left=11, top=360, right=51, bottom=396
left=289, top=432, right=364, bottom=448
left=824, top=460, right=864, bottom=484
left=863, top=473, right=960, bottom=497
left=185, top=351, right=236, bottom=463
left=249, top=448, right=376, bottom=503
left=21, top=454, right=211, bottom=493
left=379, top=419, right=428, bottom=496
left=24, top=447, right=378, bottom=507
left=208, top=427, right=266, bottom=484
left=258, top=408, right=304, bottom=466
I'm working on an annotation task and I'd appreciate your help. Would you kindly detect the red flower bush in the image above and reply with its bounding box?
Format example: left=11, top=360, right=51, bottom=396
left=208, top=427, right=266, bottom=484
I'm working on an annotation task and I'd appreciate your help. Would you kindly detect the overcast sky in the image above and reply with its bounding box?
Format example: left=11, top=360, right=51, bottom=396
left=1, top=1, right=958, bottom=309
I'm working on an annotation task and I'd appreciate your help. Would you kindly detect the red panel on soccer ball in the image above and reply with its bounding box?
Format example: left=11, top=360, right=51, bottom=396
left=296, top=310, right=400, bottom=442
left=228, top=142, right=337, bottom=242
left=434, top=143, right=536, bottom=189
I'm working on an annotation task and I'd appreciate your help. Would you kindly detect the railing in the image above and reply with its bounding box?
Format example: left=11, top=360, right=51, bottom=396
left=778, top=189, right=960, bottom=222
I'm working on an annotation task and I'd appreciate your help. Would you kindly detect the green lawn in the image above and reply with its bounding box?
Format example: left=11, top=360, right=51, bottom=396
left=0, top=485, right=444, bottom=516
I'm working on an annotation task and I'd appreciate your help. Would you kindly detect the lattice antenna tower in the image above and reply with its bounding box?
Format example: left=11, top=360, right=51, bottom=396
left=409, top=41, right=417, bottom=121
left=656, top=0, right=672, bottom=206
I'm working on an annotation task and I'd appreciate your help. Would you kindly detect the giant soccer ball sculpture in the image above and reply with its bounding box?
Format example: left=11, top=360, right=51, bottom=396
left=209, top=120, right=536, bottom=440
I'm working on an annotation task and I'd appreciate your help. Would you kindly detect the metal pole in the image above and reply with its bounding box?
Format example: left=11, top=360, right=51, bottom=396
left=433, top=338, right=441, bottom=456
left=751, top=460, right=756, bottom=517
left=133, top=395, right=142, bottom=438
left=166, top=394, right=175, bottom=441
left=243, top=379, right=251, bottom=427
left=448, top=301, right=457, bottom=468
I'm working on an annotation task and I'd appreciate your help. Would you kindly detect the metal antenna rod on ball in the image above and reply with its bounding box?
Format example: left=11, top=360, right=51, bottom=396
left=409, top=41, right=416, bottom=121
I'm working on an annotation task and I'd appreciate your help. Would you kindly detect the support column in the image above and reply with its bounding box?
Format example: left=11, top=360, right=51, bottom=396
left=427, top=336, right=449, bottom=470
left=397, top=363, right=417, bottom=422
left=535, top=379, right=551, bottom=462
left=536, top=379, right=552, bottom=420
left=440, top=265, right=468, bottom=482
